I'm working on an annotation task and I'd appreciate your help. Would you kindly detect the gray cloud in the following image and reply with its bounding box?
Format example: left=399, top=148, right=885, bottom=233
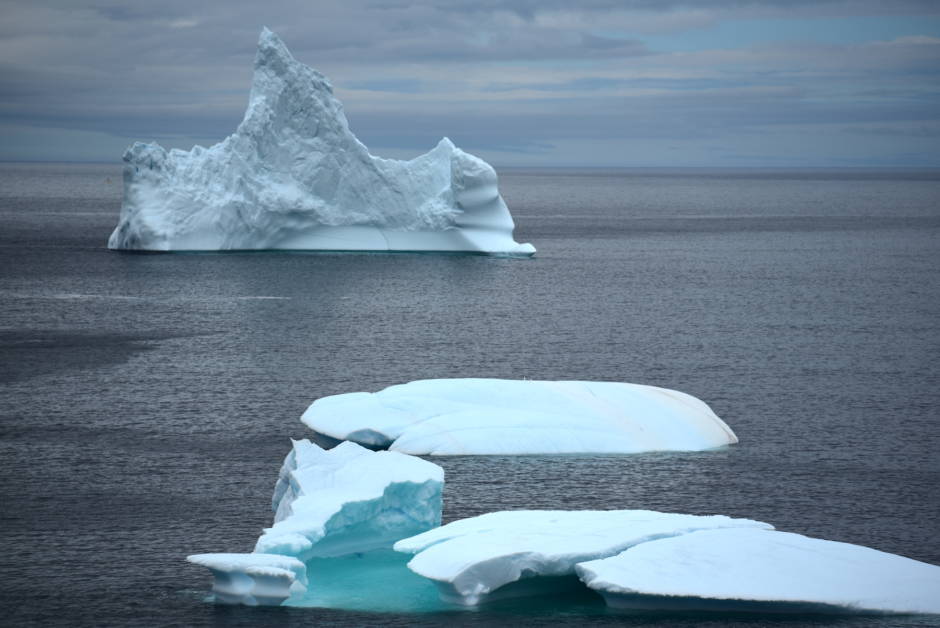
left=0, top=0, right=938, bottom=165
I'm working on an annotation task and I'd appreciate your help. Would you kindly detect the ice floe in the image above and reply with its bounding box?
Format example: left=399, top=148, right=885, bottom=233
left=575, top=527, right=940, bottom=614
left=393, top=509, right=771, bottom=605
left=303, top=378, right=738, bottom=455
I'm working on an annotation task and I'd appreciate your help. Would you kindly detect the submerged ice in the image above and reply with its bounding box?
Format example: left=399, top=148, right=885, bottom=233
left=302, top=378, right=738, bottom=455
left=108, top=28, right=534, bottom=255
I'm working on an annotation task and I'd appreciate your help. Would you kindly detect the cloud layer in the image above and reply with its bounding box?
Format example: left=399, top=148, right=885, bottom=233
left=1, top=0, right=938, bottom=165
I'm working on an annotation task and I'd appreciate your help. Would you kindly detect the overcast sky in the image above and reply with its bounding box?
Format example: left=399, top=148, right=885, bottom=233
left=1, top=0, right=939, bottom=166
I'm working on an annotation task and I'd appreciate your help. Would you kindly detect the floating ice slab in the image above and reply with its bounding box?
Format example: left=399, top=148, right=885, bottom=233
left=108, top=28, right=534, bottom=255
left=394, top=510, right=771, bottom=605
left=186, top=553, right=307, bottom=606
left=303, top=378, right=738, bottom=455
left=255, top=439, right=444, bottom=561
left=575, top=528, right=940, bottom=614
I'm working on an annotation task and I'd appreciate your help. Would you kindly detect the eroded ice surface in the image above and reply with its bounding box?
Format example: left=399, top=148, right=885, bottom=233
left=393, top=510, right=771, bottom=605
left=186, top=553, right=307, bottom=606
left=302, top=378, right=738, bottom=455
left=108, top=28, right=534, bottom=255
left=255, top=439, right=443, bottom=561
left=575, top=528, right=940, bottom=614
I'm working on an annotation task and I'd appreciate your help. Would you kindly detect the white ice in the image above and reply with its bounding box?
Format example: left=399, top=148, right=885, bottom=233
left=393, top=510, right=771, bottom=605
left=575, top=528, right=940, bottom=614
left=255, top=439, right=444, bottom=561
left=302, top=378, right=738, bottom=455
left=186, top=553, right=307, bottom=606
left=108, top=28, right=534, bottom=255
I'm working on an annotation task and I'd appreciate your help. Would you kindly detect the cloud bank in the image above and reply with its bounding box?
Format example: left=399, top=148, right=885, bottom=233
left=0, top=0, right=938, bottom=165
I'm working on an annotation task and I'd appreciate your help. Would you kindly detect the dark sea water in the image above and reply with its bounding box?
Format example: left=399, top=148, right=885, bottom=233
left=1, top=162, right=939, bottom=627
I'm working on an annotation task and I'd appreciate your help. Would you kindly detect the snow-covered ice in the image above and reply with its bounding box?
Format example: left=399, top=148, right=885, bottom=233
left=186, top=553, right=307, bottom=606
left=255, top=439, right=443, bottom=561
left=393, top=510, right=771, bottom=605
left=108, top=28, right=534, bottom=255
left=302, top=378, right=738, bottom=455
left=575, top=528, right=940, bottom=614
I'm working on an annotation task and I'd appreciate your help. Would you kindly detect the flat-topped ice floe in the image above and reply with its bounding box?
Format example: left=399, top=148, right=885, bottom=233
left=393, top=510, right=771, bottom=605
left=255, top=439, right=444, bottom=560
left=302, top=378, right=738, bottom=455
left=576, top=528, right=940, bottom=614
left=108, top=28, right=534, bottom=255
left=186, top=553, right=307, bottom=606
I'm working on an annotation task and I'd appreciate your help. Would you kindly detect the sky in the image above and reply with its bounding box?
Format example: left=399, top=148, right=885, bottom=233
left=1, top=0, right=939, bottom=167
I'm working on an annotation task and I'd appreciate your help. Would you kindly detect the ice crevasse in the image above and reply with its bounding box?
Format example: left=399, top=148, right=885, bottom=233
left=108, top=28, right=534, bottom=255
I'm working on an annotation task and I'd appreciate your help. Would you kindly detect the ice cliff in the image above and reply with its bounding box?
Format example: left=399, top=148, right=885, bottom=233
left=108, top=28, right=534, bottom=255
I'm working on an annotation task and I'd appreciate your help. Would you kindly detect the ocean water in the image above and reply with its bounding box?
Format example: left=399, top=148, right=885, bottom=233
left=0, top=162, right=939, bottom=627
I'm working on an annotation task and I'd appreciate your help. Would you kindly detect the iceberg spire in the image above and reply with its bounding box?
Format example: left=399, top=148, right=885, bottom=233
left=257, top=26, right=291, bottom=60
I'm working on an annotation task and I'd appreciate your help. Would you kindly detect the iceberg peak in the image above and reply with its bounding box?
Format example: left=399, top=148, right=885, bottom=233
left=257, top=27, right=293, bottom=63
left=108, top=29, right=534, bottom=255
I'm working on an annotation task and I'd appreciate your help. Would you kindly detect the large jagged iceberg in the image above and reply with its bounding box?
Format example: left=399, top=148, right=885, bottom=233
left=393, top=510, right=771, bottom=605
left=575, top=528, right=940, bottom=614
left=108, top=28, right=534, bottom=255
left=302, top=378, right=738, bottom=455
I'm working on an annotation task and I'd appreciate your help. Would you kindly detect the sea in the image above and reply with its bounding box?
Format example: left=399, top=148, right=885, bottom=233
left=1, top=162, right=938, bottom=627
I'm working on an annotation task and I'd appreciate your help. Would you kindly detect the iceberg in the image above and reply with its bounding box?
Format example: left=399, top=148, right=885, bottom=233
left=393, top=510, right=771, bottom=605
left=302, top=378, right=738, bottom=455
left=188, top=439, right=444, bottom=606
left=186, top=442, right=940, bottom=614
left=185, top=553, right=307, bottom=606
left=255, top=439, right=444, bottom=560
left=108, top=28, right=534, bottom=255
left=575, top=528, right=940, bottom=614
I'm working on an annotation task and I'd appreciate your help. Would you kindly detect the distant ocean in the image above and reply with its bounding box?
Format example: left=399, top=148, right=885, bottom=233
left=1, top=162, right=938, bottom=627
